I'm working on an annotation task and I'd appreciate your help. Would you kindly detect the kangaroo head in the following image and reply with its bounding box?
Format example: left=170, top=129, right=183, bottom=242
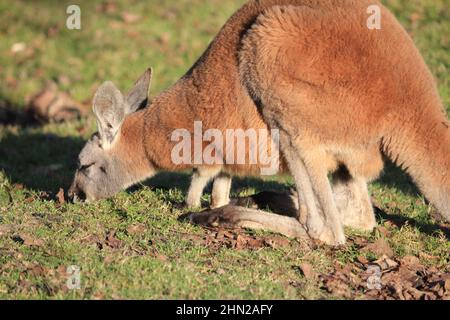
left=69, top=68, right=155, bottom=202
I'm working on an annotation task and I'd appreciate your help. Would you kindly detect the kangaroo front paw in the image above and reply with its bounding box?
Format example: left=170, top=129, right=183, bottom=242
left=185, top=197, right=201, bottom=209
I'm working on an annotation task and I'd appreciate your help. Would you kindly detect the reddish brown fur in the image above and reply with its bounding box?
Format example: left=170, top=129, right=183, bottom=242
left=113, top=109, right=154, bottom=186
left=98, top=0, right=450, bottom=237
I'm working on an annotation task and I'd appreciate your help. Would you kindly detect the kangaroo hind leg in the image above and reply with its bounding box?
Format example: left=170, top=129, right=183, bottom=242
left=332, top=166, right=377, bottom=231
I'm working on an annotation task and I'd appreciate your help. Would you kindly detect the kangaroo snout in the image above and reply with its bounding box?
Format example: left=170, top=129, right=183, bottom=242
left=68, top=180, right=86, bottom=203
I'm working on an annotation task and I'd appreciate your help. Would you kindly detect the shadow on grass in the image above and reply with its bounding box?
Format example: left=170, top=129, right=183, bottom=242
left=142, top=171, right=291, bottom=195
left=375, top=206, right=450, bottom=240
left=375, top=159, right=420, bottom=197
left=143, top=160, right=419, bottom=200
left=0, top=100, right=36, bottom=127
left=0, top=130, right=85, bottom=193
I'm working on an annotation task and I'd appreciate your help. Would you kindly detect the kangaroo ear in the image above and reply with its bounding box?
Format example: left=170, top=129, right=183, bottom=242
left=93, top=81, right=126, bottom=148
left=125, top=68, right=153, bottom=114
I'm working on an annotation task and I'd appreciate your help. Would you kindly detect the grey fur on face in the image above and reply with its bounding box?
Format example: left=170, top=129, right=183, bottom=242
left=69, top=68, right=153, bottom=202
left=70, top=134, right=126, bottom=201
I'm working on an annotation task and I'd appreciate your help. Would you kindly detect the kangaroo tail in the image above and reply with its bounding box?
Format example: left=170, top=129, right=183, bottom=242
left=180, top=205, right=309, bottom=240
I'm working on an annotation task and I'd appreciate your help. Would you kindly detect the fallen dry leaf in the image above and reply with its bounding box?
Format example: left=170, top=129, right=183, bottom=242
left=27, top=264, right=49, bottom=277
left=46, top=25, right=60, bottom=38
left=105, top=231, right=123, bottom=249
left=298, top=262, right=316, bottom=280
left=444, top=276, right=450, bottom=292
left=126, top=223, right=146, bottom=235
left=0, top=224, right=15, bottom=237
left=410, top=12, right=422, bottom=24
left=400, top=255, right=422, bottom=269
left=26, top=83, right=89, bottom=123
left=322, top=276, right=353, bottom=298
left=374, top=255, right=398, bottom=271
left=264, top=235, right=291, bottom=249
left=357, top=255, right=369, bottom=265
left=362, top=238, right=394, bottom=258
left=121, top=12, right=141, bottom=24
left=236, top=234, right=265, bottom=250
left=79, top=234, right=103, bottom=250
left=317, top=254, right=450, bottom=300
left=12, top=233, right=44, bottom=247
left=154, top=253, right=168, bottom=262
left=56, top=188, right=65, bottom=204
left=96, top=0, right=118, bottom=14
left=377, top=226, right=392, bottom=237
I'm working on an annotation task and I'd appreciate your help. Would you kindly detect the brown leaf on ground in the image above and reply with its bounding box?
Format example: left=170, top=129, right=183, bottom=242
left=418, top=251, right=438, bottom=262
left=12, top=233, right=44, bottom=247
left=264, top=235, right=291, bottom=249
left=154, top=253, right=168, bottom=262
left=362, top=238, right=394, bottom=258
left=203, top=229, right=274, bottom=250
left=80, top=234, right=104, bottom=250
left=121, top=12, right=141, bottom=24
left=5, top=75, right=18, bottom=88
left=216, top=268, right=226, bottom=275
left=314, top=249, right=450, bottom=300
left=92, top=292, right=106, bottom=300
left=0, top=224, right=15, bottom=237
left=410, top=12, right=422, bottom=24
left=357, top=255, right=369, bottom=265
left=26, top=83, right=89, bottom=123
left=348, top=235, right=369, bottom=247
left=126, top=223, right=146, bottom=235
left=182, top=233, right=204, bottom=245
left=373, top=255, right=399, bottom=271
left=235, top=234, right=265, bottom=250
left=298, top=262, right=316, bottom=280
left=377, top=226, right=392, bottom=237
left=46, top=25, right=60, bottom=38
left=13, top=183, right=24, bottom=190
left=322, top=275, right=353, bottom=299
left=96, top=0, right=118, bottom=14
left=400, top=255, right=423, bottom=270
left=27, top=264, right=49, bottom=277
left=56, top=188, right=65, bottom=204
left=57, top=74, right=71, bottom=86
left=105, top=231, right=123, bottom=249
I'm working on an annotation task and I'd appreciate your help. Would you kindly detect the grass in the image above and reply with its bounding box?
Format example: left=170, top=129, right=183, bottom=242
left=0, top=0, right=449, bottom=299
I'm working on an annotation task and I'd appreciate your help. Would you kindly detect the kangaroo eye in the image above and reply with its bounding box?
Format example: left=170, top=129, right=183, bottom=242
left=79, top=163, right=95, bottom=171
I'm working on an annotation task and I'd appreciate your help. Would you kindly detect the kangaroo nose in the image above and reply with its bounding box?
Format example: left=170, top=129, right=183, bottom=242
left=68, top=183, right=86, bottom=203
